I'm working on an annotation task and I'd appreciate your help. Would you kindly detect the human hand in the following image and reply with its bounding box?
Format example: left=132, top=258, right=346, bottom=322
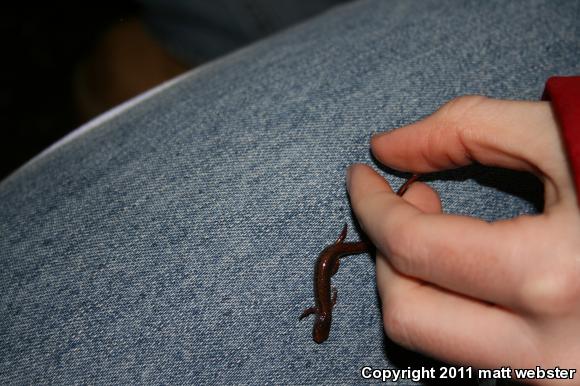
left=347, top=96, right=580, bottom=383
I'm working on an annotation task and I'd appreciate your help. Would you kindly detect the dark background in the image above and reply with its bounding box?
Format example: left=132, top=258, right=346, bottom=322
left=0, top=2, right=140, bottom=180
left=0, top=1, right=344, bottom=182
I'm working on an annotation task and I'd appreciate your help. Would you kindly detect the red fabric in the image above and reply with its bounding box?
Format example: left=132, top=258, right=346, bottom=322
left=542, top=76, right=580, bottom=206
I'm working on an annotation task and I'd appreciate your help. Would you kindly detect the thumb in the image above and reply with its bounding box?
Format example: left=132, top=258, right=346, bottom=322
left=372, top=96, right=568, bottom=187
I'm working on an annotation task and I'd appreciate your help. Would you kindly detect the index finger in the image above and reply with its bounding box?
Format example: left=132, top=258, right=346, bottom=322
left=347, top=163, right=533, bottom=311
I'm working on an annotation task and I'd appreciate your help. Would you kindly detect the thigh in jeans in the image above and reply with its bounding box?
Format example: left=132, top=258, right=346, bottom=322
left=1, top=0, right=578, bottom=384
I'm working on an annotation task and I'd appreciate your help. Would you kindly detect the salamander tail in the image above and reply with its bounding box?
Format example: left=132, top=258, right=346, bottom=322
left=335, top=223, right=348, bottom=244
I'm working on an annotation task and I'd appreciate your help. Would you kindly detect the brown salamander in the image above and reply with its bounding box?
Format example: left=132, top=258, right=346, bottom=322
left=300, top=174, right=419, bottom=343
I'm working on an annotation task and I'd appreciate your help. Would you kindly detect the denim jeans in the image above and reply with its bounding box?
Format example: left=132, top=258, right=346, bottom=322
left=1, top=0, right=579, bottom=384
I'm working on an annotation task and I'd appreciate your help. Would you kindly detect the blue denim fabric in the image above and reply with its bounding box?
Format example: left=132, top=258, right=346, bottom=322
left=1, top=0, right=580, bottom=384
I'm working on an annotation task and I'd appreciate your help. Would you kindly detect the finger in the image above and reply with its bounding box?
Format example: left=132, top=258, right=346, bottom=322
left=371, top=97, right=573, bottom=204
left=398, top=180, right=442, bottom=215
left=347, top=164, right=532, bottom=310
left=376, top=257, right=540, bottom=370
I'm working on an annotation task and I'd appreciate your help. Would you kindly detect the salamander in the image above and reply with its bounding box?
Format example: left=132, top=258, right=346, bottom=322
left=300, top=174, right=419, bottom=343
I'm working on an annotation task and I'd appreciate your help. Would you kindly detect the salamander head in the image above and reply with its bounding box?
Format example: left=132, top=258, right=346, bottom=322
left=312, top=313, right=332, bottom=343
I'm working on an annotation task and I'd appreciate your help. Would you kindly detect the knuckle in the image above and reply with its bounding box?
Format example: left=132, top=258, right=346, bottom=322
left=437, top=95, right=489, bottom=126
left=519, top=264, right=580, bottom=315
left=426, top=95, right=491, bottom=167
left=436, top=96, right=489, bottom=137
left=382, top=298, right=416, bottom=348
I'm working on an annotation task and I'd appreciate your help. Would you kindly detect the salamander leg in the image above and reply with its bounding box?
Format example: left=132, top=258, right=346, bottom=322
left=299, top=307, right=317, bottom=320
left=331, top=286, right=337, bottom=307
